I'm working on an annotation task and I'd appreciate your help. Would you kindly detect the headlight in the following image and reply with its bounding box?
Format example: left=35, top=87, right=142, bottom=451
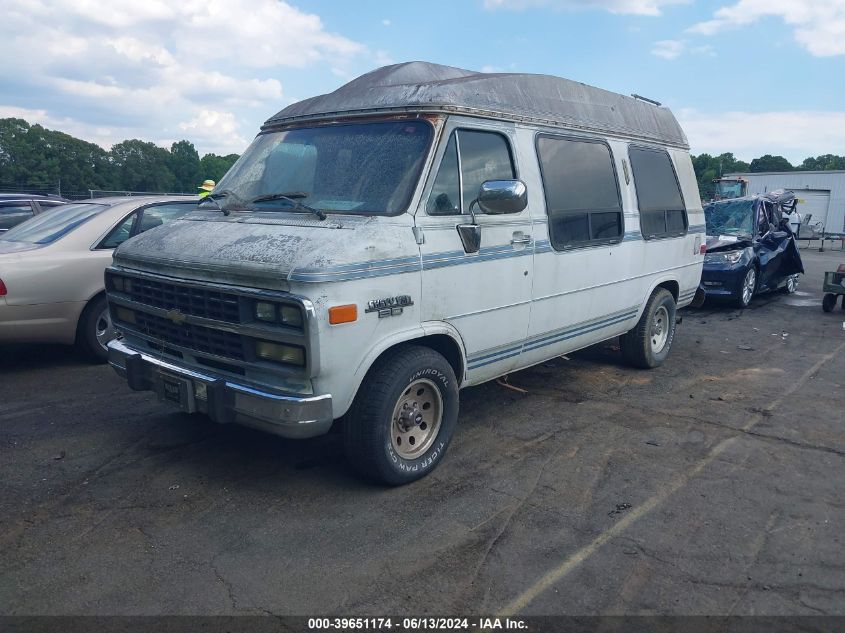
left=115, top=307, right=136, bottom=324
left=255, top=301, right=276, bottom=322
left=705, top=250, right=743, bottom=265
left=279, top=305, right=303, bottom=327
left=110, top=276, right=133, bottom=292
left=255, top=341, right=305, bottom=366
left=253, top=300, right=303, bottom=327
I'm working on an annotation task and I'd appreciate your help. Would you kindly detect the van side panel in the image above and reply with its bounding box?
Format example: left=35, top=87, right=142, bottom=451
left=515, top=132, right=703, bottom=373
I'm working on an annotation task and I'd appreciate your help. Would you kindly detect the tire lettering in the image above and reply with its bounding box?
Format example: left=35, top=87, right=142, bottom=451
left=410, top=368, right=449, bottom=388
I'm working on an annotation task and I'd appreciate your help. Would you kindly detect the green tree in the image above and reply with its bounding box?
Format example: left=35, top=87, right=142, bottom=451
left=169, top=140, right=201, bottom=193
left=691, top=152, right=750, bottom=200
left=109, top=139, right=176, bottom=192
left=800, top=154, right=845, bottom=171
left=199, top=153, right=240, bottom=183
left=749, top=154, right=793, bottom=172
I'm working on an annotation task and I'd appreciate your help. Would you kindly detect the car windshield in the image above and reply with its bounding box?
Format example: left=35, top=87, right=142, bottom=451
left=704, top=199, right=755, bottom=237
left=0, top=203, right=108, bottom=244
left=211, top=120, right=433, bottom=216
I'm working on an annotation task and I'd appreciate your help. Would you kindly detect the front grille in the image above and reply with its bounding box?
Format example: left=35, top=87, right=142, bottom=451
left=121, top=311, right=245, bottom=360
left=124, top=276, right=240, bottom=323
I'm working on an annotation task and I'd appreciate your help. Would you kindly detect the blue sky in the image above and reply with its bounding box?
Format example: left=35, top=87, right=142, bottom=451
left=2, top=0, right=844, bottom=162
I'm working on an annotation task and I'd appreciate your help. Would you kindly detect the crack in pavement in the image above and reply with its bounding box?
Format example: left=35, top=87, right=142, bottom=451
left=496, top=341, right=845, bottom=616
left=652, top=409, right=845, bottom=458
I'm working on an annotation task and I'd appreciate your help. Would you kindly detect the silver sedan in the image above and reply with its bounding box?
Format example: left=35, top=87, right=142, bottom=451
left=0, top=196, right=198, bottom=360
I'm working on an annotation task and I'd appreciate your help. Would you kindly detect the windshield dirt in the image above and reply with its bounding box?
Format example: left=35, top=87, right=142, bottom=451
left=704, top=199, right=755, bottom=237
left=0, top=203, right=108, bottom=244
left=211, top=120, right=433, bottom=216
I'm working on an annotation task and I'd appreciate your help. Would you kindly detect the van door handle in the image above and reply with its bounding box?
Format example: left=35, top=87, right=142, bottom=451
left=511, top=233, right=532, bottom=245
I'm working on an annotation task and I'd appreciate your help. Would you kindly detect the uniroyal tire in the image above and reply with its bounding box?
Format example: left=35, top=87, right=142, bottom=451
left=343, top=345, right=459, bottom=485
left=620, top=288, right=677, bottom=369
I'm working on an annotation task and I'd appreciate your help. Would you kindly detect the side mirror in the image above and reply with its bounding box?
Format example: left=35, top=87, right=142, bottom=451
left=476, top=180, right=527, bottom=215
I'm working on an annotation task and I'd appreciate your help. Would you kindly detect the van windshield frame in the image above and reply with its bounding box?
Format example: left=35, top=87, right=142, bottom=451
left=213, top=119, right=434, bottom=217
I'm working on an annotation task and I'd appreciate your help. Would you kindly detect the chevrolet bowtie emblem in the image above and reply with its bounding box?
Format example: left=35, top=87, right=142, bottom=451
left=166, top=308, right=186, bottom=325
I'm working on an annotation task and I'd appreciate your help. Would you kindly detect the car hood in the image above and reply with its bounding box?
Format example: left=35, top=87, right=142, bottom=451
left=705, top=235, right=753, bottom=253
left=112, top=212, right=417, bottom=290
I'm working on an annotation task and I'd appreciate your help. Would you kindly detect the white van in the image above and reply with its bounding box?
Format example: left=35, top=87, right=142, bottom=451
left=106, top=62, right=705, bottom=484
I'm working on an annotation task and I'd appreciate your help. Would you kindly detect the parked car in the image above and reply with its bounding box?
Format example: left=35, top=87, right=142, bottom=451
left=105, top=61, right=705, bottom=484
left=0, top=196, right=198, bottom=360
left=699, top=190, right=804, bottom=308
left=0, top=193, right=69, bottom=232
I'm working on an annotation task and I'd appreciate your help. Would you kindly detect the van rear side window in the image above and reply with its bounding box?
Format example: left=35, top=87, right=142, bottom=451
left=629, top=146, right=687, bottom=239
left=536, top=135, right=623, bottom=249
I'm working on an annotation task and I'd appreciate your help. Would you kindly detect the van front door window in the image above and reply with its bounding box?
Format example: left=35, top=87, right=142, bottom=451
left=425, top=129, right=515, bottom=216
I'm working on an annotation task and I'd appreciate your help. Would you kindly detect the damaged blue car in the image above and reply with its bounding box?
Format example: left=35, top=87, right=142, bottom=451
left=697, top=190, right=804, bottom=308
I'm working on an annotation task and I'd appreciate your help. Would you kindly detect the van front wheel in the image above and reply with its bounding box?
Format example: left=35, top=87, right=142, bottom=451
left=620, top=288, right=677, bottom=369
left=343, top=345, right=459, bottom=485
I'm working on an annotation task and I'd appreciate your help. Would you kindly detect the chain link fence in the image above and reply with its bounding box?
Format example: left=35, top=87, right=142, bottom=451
left=0, top=183, right=192, bottom=200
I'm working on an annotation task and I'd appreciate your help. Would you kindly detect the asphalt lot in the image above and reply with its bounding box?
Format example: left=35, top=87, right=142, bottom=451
left=1, top=248, right=843, bottom=616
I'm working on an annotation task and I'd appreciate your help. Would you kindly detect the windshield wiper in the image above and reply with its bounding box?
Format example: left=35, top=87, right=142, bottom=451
left=248, top=192, right=326, bottom=221
left=198, top=189, right=235, bottom=216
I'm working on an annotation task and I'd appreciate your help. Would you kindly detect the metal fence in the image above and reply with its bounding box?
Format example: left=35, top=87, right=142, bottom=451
left=0, top=183, right=191, bottom=200
left=88, top=190, right=190, bottom=198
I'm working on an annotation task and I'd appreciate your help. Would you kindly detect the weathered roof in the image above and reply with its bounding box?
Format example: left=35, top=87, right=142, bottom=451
left=265, top=61, right=688, bottom=148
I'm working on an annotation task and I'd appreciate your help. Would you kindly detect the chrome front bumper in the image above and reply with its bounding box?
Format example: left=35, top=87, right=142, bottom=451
left=107, top=339, right=333, bottom=439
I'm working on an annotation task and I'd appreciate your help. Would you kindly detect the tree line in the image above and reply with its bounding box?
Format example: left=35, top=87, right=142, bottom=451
left=2, top=117, right=844, bottom=202
left=692, top=152, right=845, bottom=200
left=0, top=118, right=240, bottom=199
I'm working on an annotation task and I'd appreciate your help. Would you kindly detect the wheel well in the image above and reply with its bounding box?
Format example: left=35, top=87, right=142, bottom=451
left=76, top=291, right=107, bottom=337
left=656, top=280, right=679, bottom=302
left=373, top=334, right=465, bottom=385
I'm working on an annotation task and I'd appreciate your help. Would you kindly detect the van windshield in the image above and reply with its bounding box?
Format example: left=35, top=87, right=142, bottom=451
left=212, top=120, right=433, bottom=216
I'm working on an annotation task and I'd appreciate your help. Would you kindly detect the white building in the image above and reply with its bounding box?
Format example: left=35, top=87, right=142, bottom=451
left=726, top=170, right=845, bottom=236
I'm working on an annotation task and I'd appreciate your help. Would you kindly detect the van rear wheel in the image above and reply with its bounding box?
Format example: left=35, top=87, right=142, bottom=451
left=343, top=345, right=459, bottom=485
left=620, top=288, right=676, bottom=369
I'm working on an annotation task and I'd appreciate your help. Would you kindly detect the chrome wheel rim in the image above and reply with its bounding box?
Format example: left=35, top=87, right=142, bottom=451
left=786, top=276, right=796, bottom=293
left=650, top=305, right=670, bottom=353
left=94, top=307, right=115, bottom=350
left=390, top=378, right=443, bottom=459
left=742, top=269, right=756, bottom=305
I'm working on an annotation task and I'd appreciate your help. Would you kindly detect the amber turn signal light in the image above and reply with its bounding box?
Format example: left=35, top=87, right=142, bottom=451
left=328, top=304, right=358, bottom=325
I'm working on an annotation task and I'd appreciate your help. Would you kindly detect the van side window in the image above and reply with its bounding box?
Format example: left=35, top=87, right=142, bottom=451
left=426, top=130, right=515, bottom=216
left=427, top=134, right=461, bottom=215
left=536, top=135, right=623, bottom=249
left=629, top=147, right=687, bottom=239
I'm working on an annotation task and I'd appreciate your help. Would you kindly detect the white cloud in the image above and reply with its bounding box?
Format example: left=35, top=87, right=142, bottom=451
left=178, top=110, right=249, bottom=153
left=651, top=39, right=717, bottom=59
left=483, top=0, right=688, bottom=16
left=382, top=19, right=392, bottom=26
left=688, top=0, right=845, bottom=56
left=0, top=0, right=368, bottom=154
left=651, top=39, right=685, bottom=59
left=677, top=109, right=845, bottom=163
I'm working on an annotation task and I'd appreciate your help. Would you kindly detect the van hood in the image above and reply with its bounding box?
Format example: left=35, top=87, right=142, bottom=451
left=112, top=211, right=418, bottom=290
